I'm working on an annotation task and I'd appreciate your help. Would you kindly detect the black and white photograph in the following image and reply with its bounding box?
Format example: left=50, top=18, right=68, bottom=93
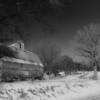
left=0, top=0, right=100, bottom=100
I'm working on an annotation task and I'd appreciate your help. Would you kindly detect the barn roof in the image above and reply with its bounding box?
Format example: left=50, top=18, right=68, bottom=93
left=1, top=57, right=43, bottom=67
left=0, top=40, right=43, bottom=67
left=16, top=50, right=43, bottom=66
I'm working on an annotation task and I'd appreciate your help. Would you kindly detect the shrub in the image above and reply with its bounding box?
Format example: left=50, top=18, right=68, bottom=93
left=1, top=70, right=18, bottom=82
left=1, top=70, right=27, bottom=82
left=29, top=70, right=43, bottom=80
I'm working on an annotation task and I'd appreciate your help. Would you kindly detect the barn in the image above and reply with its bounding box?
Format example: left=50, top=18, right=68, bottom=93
left=0, top=40, right=43, bottom=81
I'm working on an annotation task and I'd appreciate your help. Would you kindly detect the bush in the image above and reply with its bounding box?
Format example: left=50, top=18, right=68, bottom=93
left=1, top=68, right=44, bottom=82
left=1, top=70, right=27, bottom=82
left=29, top=70, right=43, bottom=80
left=1, top=71, right=18, bottom=82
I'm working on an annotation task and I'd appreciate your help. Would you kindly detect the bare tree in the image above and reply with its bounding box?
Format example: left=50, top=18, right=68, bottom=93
left=34, top=41, right=61, bottom=74
left=76, top=24, right=100, bottom=80
left=56, top=55, right=74, bottom=74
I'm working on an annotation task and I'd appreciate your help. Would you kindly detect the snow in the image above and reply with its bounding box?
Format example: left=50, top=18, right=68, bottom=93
left=0, top=71, right=100, bottom=100
left=1, top=57, right=43, bottom=66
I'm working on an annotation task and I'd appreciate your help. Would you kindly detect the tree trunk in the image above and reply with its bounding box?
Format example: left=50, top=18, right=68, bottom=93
left=93, top=65, right=98, bottom=80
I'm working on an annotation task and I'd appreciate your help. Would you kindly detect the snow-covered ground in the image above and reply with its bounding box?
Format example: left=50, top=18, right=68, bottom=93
left=0, top=71, right=100, bottom=100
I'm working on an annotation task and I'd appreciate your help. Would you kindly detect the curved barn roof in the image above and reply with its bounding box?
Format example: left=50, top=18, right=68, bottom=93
left=16, top=50, right=43, bottom=66
left=0, top=40, right=43, bottom=67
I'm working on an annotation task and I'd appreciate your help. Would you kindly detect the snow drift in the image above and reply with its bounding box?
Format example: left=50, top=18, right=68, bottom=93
left=0, top=72, right=100, bottom=100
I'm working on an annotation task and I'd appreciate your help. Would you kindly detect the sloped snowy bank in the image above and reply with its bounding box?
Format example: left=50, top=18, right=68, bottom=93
left=0, top=72, right=100, bottom=100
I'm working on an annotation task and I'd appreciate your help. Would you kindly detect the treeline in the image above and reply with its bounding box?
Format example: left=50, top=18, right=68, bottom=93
left=34, top=41, right=100, bottom=76
left=43, top=55, right=100, bottom=76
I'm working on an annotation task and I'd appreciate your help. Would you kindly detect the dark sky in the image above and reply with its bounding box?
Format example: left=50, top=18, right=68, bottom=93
left=21, top=0, right=100, bottom=62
